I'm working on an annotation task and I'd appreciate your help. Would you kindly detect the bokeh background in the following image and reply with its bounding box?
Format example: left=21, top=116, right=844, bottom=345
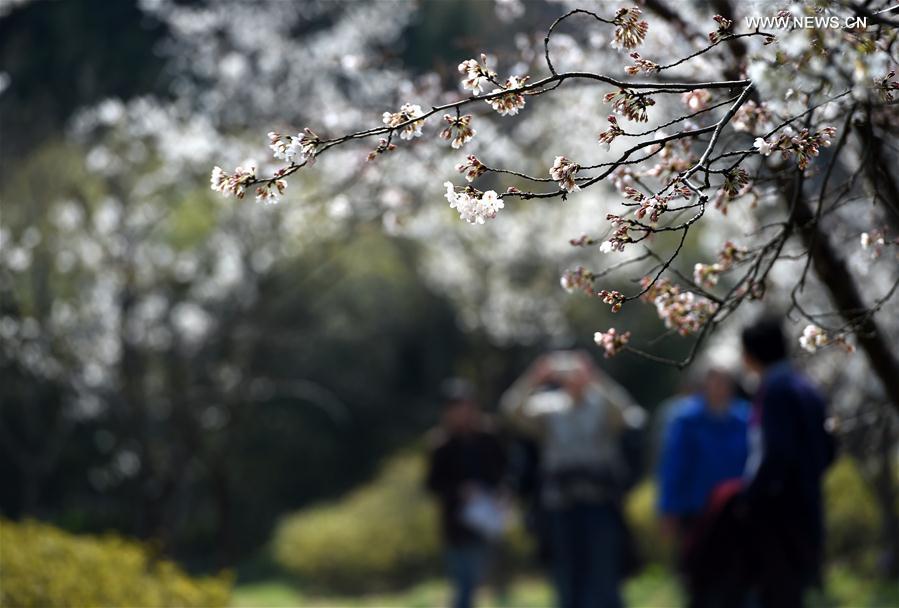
left=0, top=1, right=896, bottom=606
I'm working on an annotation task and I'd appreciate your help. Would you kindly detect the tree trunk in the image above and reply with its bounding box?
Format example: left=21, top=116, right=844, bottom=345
left=785, top=179, right=899, bottom=415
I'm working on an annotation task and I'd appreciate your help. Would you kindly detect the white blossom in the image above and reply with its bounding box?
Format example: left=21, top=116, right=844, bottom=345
left=799, top=324, right=828, bottom=353
left=382, top=103, right=425, bottom=140
left=444, top=182, right=504, bottom=225
left=458, top=55, right=496, bottom=94
left=754, top=137, right=773, bottom=156
left=550, top=156, right=580, bottom=192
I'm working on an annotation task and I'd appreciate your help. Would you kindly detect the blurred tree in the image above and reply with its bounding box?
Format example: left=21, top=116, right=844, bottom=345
left=0, top=0, right=169, bottom=161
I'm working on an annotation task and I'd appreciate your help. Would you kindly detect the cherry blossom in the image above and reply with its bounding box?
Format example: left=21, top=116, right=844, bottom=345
left=707, top=14, right=733, bottom=44
left=440, top=114, right=476, bottom=149
left=604, top=89, right=655, bottom=123
left=458, top=54, right=496, bottom=95
left=597, top=115, right=624, bottom=150
left=210, top=162, right=257, bottom=199
left=732, top=100, right=774, bottom=135
left=642, top=278, right=718, bottom=336
left=681, top=89, right=710, bottom=111
left=550, top=156, right=580, bottom=192
left=255, top=179, right=287, bottom=205
left=560, top=266, right=595, bottom=295
left=594, top=328, right=630, bottom=357
left=382, top=103, right=425, bottom=140
left=598, top=289, right=625, bottom=312
left=754, top=137, right=773, bottom=157
left=455, top=155, right=487, bottom=182
left=268, top=129, right=319, bottom=165
left=610, top=7, right=648, bottom=51
left=624, top=52, right=659, bottom=76
left=799, top=324, right=828, bottom=353
left=486, top=75, right=529, bottom=116
left=444, top=182, right=504, bottom=225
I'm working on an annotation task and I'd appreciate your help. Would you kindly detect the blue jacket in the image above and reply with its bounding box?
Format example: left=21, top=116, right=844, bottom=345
left=658, top=395, right=750, bottom=517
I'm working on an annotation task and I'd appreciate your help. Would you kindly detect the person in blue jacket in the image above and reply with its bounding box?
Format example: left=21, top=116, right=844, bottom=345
left=657, top=367, right=750, bottom=607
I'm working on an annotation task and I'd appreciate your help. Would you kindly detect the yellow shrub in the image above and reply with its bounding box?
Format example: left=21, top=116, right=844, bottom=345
left=624, top=480, right=673, bottom=565
left=0, top=519, right=231, bottom=608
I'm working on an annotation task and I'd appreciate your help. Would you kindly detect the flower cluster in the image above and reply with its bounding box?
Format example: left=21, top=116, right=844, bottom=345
left=799, top=324, right=828, bottom=353
left=681, top=89, right=711, bottom=111
left=708, top=14, right=733, bottom=44
left=622, top=187, right=670, bottom=223
left=569, top=234, right=599, bottom=247
left=486, top=76, right=529, bottom=116
left=455, top=155, right=487, bottom=182
left=560, top=266, right=595, bottom=295
left=550, top=156, right=580, bottom=192
left=255, top=178, right=287, bottom=205
left=594, top=328, right=631, bottom=358
left=789, top=126, right=836, bottom=170
left=366, top=137, right=397, bottom=162
left=625, top=52, right=659, bottom=75
left=641, top=278, right=718, bottom=336
left=732, top=100, right=774, bottom=134
left=600, top=214, right=633, bottom=253
left=755, top=126, right=837, bottom=170
left=692, top=240, right=747, bottom=288
left=458, top=54, right=496, bottom=94
left=604, top=89, right=655, bottom=122
left=712, top=168, right=751, bottom=214
left=268, top=129, right=319, bottom=165
left=444, top=182, right=504, bottom=224
left=721, top=168, right=750, bottom=197
left=440, top=114, right=476, bottom=149
left=210, top=163, right=257, bottom=199
left=598, top=115, right=624, bottom=150
left=860, top=229, right=892, bottom=259
left=598, top=289, right=625, bottom=312
left=382, top=103, right=425, bottom=140
left=611, top=7, right=648, bottom=50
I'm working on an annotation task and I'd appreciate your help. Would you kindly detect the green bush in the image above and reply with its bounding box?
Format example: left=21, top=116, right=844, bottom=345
left=824, top=456, right=882, bottom=573
left=273, top=451, right=536, bottom=593
left=0, top=519, right=231, bottom=608
left=273, top=452, right=442, bottom=593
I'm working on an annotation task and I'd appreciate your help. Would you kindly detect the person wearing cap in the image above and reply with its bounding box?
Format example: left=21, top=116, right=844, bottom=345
left=425, top=379, right=507, bottom=608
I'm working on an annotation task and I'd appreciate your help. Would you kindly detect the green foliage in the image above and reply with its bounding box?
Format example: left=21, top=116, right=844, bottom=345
left=624, top=456, right=888, bottom=574
left=824, top=457, right=882, bottom=573
left=272, top=452, right=442, bottom=593
left=271, top=449, right=539, bottom=594
left=0, top=519, right=232, bottom=608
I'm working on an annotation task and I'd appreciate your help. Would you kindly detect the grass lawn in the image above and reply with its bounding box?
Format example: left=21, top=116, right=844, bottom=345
left=231, top=565, right=899, bottom=607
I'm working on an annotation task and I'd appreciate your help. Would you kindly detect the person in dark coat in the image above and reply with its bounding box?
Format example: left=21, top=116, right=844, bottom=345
left=739, top=317, right=835, bottom=607
left=425, top=379, right=507, bottom=608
